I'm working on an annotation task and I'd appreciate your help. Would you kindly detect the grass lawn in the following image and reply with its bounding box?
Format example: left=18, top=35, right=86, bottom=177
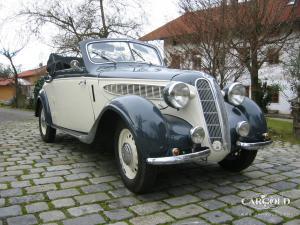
left=266, top=117, right=300, bottom=145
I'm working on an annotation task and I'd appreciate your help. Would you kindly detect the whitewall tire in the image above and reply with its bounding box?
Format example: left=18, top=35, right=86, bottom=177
left=39, top=105, right=56, bottom=143
left=115, top=122, right=157, bottom=193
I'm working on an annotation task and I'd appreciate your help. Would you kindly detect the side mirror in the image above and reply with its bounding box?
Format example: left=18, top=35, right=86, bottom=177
left=44, top=74, right=53, bottom=83
left=70, top=60, right=81, bottom=70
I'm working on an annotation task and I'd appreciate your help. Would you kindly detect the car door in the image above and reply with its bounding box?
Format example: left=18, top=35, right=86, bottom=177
left=50, top=74, right=95, bottom=133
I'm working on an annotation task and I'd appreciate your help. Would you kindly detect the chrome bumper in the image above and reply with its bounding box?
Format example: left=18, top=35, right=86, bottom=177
left=146, top=149, right=210, bottom=165
left=237, top=140, right=273, bottom=150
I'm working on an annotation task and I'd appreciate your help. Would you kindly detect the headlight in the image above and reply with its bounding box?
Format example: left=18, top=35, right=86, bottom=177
left=227, top=82, right=246, bottom=106
left=163, top=82, right=191, bottom=109
left=190, top=126, right=205, bottom=144
left=236, top=121, right=250, bottom=137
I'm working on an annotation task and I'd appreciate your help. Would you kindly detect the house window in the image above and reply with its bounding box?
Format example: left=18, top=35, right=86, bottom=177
left=172, top=39, right=177, bottom=46
left=192, top=54, right=201, bottom=70
left=245, top=86, right=250, bottom=97
left=170, top=54, right=181, bottom=69
left=271, top=90, right=279, bottom=103
left=237, top=47, right=250, bottom=62
left=267, top=48, right=280, bottom=64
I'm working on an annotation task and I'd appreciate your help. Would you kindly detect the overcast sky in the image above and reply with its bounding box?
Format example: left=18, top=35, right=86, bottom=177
left=0, top=0, right=180, bottom=71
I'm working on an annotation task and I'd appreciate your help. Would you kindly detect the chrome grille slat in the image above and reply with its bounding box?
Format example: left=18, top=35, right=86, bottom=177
left=104, top=84, right=164, bottom=100
left=197, top=79, right=224, bottom=145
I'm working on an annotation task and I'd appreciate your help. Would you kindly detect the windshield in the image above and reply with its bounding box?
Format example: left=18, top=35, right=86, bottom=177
left=87, top=41, right=162, bottom=66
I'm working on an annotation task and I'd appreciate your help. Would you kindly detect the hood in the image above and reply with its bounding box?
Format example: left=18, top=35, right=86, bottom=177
left=90, top=64, right=208, bottom=83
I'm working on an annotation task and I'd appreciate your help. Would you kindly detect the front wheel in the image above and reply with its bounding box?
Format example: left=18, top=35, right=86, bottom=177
left=114, top=122, right=157, bottom=193
left=218, top=149, right=257, bottom=172
left=39, top=105, right=56, bottom=143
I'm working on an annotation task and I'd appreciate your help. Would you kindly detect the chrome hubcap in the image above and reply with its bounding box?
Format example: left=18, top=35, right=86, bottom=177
left=40, top=108, right=47, bottom=135
left=118, top=129, right=138, bottom=179
left=122, top=143, right=133, bottom=165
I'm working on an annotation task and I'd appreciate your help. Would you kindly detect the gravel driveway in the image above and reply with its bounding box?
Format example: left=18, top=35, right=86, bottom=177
left=0, top=109, right=299, bottom=225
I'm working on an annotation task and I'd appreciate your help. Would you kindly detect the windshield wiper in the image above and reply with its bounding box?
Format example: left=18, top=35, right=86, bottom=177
left=131, top=49, right=153, bottom=66
left=92, top=50, right=117, bottom=65
left=131, top=49, right=146, bottom=61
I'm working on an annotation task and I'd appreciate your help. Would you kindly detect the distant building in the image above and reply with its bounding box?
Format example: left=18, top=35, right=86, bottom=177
left=140, top=0, right=300, bottom=115
left=0, top=79, right=15, bottom=102
left=0, top=66, right=47, bottom=102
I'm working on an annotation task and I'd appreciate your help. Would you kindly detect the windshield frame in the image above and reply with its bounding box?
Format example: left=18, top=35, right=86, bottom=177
left=85, top=39, right=164, bottom=66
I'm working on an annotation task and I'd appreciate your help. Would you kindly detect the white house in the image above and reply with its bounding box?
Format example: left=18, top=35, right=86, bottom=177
left=140, top=0, right=300, bottom=115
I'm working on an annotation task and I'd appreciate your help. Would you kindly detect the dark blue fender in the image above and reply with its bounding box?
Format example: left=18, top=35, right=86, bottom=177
left=35, top=89, right=53, bottom=126
left=164, top=115, right=193, bottom=155
left=100, top=95, right=193, bottom=158
left=226, top=97, right=268, bottom=150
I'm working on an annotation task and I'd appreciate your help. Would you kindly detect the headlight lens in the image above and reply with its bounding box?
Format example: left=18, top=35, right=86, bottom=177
left=236, top=121, right=250, bottom=137
left=190, top=126, right=205, bottom=144
left=227, top=82, right=246, bottom=106
left=163, top=82, right=191, bottom=109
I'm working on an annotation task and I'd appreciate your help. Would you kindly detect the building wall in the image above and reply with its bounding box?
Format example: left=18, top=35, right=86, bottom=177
left=162, top=32, right=299, bottom=115
left=0, top=86, right=15, bottom=101
left=23, top=75, right=41, bottom=85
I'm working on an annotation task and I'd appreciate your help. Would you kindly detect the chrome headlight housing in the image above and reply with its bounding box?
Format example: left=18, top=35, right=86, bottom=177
left=227, top=82, right=246, bottom=106
left=163, top=82, right=191, bottom=109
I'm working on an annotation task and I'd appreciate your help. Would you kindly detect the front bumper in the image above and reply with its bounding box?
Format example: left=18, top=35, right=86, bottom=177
left=237, top=140, right=273, bottom=150
left=146, top=149, right=210, bottom=165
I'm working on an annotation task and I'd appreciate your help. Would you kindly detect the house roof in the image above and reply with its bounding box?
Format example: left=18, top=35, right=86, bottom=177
left=140, top=0, right=300, bottom=41
left=18, top=66, right=47, bottom=78
left=0, top=78, right=32, bottom=86
left=0, top=79, right=14, bottom=86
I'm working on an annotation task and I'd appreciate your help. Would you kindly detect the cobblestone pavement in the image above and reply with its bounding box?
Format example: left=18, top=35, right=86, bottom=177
left=0, top=119, right=300, bottom=225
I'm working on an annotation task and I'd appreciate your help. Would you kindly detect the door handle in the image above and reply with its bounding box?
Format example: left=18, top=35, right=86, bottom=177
left=78, top=80, right=86, bottom=86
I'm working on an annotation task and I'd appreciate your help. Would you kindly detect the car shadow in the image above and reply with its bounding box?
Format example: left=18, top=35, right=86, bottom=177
left=53, top=133, right=254, bottom=195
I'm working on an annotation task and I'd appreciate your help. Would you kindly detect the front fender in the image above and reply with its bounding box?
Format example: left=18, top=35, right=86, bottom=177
left=102, top=95, right=169, bottom=159
left=226, top=97, right=268, bottom=150
left=98, top=95, right=194, bottom=159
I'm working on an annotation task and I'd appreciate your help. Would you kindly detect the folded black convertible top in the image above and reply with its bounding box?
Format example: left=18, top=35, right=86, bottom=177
left=46, top=53, right=84, bottom=75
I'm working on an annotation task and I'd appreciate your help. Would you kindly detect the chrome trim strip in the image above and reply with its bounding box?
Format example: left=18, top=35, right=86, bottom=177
left=146, top=149, right=211, bottom=165
left=237, top=140, right=273, bottom=150
left=195, top=77, right=231, bottom=152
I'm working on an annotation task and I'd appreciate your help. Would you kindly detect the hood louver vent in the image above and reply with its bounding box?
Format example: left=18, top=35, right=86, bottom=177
left=104, top=84, right=164, bottom=100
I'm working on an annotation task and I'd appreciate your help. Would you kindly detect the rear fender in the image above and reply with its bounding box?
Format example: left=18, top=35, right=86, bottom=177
left=35, top=89, right=53, bottom=126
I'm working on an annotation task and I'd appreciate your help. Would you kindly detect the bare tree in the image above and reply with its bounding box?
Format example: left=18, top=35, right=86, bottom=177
left=227, top=0, right=298, bottom=102
left=0, top=63, right=12, bottom=79
left=174, top=0, right=245, bottom=88
left=0, top=45, right=25, bottom=108
left=0, top=22, right=27, bottom=108
left=285, top=46, right=300, bottom=100
left=19, top=0, right=145, bottom=54
left=172, top=0, right=298, bottom=98
left=0, top=46, right=24, bottom=108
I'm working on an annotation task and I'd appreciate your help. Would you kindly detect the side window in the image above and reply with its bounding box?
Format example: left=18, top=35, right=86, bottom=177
left=267, top=48, right=280, bottom=64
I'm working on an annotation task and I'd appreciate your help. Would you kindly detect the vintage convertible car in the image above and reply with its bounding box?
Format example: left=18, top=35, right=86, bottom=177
left=35, top=38, right=272, bottom=193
